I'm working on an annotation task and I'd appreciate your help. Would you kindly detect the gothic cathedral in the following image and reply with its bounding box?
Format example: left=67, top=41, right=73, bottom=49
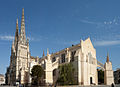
left=6, top=9, right=114, bottom=86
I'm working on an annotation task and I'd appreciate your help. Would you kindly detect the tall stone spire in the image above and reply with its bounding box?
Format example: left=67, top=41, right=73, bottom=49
left=15, top=18, right=19, bottom=43
left=20, top=8, right=26, bottom=44
left=106, top=53, right=109, bottom=62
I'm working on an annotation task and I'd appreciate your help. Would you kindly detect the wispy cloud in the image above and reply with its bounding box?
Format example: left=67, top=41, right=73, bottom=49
left=94, top=40, right=120, bottom=46
left=0, top=35, right=14, bottom=41
left=0, top=35, right=41, bottom=42
left=80, top=19, right=105, bottom=29
left=80, top=20, right=98, bottom=25
left=80, top=17, right=120, bottom=30
left=103, top=16, right=120, bottom=25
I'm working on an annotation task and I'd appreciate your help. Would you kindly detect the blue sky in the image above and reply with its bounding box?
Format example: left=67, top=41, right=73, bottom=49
left=0, top=0, right=120, bottom=74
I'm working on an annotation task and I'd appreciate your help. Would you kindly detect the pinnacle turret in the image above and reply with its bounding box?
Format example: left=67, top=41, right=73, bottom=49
left=106, top=53, right=109, bottom=63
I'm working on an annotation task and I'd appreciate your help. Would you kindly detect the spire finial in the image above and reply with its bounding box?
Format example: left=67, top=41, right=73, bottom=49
left=106, top=53, right=109, bottom=62
left=22, top=8, right=24, bottom=16
left=43, top=50, right=45, bottom=57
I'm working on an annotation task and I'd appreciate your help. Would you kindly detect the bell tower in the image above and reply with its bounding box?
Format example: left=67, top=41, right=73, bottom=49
left=9, top=8, right=30, bottom=85
left=104, top=53, right=114, bottom=85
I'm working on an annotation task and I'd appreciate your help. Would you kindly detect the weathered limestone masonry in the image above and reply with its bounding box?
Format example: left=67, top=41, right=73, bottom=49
left=6, top=9, right=114, bottom=86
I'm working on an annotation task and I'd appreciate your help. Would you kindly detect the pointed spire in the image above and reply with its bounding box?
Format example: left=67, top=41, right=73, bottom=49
left=21, top=8, right=25, bottom=25
left=47, top=48, right=49, bottom=56
left=43, top=50, right=45, bottom=57
left=22, top=8, right=24, bottom=15
left=20, top=8, right=26, bottom=44
left=106, top=53, right=109, bottom=62
left=15, top=18, right=19, bottom=43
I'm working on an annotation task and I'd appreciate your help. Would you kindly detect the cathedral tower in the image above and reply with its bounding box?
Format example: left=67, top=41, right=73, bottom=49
left=8, top=8, right=30, bottom=85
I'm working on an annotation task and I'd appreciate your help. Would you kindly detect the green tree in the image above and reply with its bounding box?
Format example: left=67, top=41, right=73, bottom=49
left=57, top=63, right=77, bottom=85
left=31, top=65, right=44, bottom=86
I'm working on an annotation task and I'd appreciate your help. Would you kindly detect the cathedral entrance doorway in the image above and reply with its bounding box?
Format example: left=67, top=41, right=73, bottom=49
left=90, top=77, right=93, bottom=84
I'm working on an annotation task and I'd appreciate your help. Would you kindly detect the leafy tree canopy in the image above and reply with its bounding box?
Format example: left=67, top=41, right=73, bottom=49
left=31, top=65, right=44, bottom=85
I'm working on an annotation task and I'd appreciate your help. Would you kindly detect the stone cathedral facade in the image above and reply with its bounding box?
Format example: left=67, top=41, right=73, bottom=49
left=6, top=9, right=114, bottom=86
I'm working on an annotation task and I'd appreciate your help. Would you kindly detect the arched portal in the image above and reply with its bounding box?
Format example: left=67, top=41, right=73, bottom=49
left=90, top=77, right=93, bottom=84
